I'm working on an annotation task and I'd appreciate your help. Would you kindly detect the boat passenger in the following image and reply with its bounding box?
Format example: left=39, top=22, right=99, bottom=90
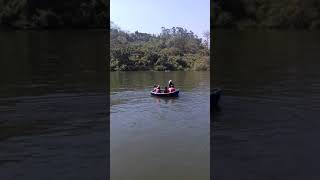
left=156, top=85, right=161, bottom=93
left=169, top=87, right=176, bottom=92
left=153, top=85, right=157, bottom=92
left=164, top=86, right=169, bottom=93
left=168, top=80, right=174, bottom=88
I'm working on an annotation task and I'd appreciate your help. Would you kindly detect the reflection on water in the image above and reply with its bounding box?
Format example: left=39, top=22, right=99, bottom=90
left=111, top=71, right=210, bottom=180
left=0, top=30, right=107, bottom=180
left=212, top=30, right=320, bottom=180
left=152, top=96, right=178, bottom=104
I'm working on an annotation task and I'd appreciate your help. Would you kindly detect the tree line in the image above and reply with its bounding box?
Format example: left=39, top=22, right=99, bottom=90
left=110, top=22, right=210, bottom=71
left=0, top=0, right=107, bottom=29
left=213, top=0, right=320, bottom=29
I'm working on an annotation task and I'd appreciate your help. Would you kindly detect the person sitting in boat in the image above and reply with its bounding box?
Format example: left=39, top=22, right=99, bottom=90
left=168, top=80, right=176, bottom=92
left=168, top=80, right=174, bottom=88
left=168, top=86, right=176, bottom=92
left=163, top=86, right=169, bottom=93
left=156, top=85, right=161, bottom=93
left=153, top=85, right=157, bottom=92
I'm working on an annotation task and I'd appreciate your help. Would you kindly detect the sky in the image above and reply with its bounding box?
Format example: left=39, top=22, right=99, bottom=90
left=110, top=0, right=210, bottom=39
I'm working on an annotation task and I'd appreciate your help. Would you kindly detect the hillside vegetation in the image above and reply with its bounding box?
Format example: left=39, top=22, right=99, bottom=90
left=213, top=0, right=320, bottom=29
left=0, top=0, right=107, bottom=28
left=110, top=22, right=210, bottom=71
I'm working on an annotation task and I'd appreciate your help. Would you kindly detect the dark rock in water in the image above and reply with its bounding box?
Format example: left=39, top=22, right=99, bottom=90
left=210, top=88, right=222, bottom=116
left=211, top=88, right=221, bottom=107
left=211, top=88, right=222, bottom=120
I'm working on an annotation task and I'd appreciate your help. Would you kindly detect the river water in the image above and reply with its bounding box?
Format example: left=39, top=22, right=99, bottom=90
left=110, top=71, right=210, bottom=180
left=0, top=30, right=108, bottom=180
left=212, top=30, right=320, bottom=180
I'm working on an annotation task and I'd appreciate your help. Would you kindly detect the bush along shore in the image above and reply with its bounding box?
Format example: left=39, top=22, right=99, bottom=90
left=213, top=0, right=320, bottom=29
left=110, top=22, right=210, bottom=71
left=0, top=0, right=107, bottom=29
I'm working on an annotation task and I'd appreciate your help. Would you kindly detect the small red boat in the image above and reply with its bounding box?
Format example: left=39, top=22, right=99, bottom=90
left=150, top=90, right=179, bottom=97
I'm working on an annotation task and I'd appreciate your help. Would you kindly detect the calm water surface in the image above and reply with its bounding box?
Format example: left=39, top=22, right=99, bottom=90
left=111, top=71, right=210, bottom=180
left=212, top=30, right=320, bottom=180
left=0, top=30, right=108, bottom=179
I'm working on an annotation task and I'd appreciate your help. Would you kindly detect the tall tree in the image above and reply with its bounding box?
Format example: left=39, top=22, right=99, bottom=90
left=203, top=31, right=210, bottom=49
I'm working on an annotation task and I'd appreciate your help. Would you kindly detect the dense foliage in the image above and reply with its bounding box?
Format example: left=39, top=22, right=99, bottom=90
left=0, top=0, right=107, bottom=28
left=213, top=0, right=320, bottom=29
left=110, top=22, right=210, bottom=71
